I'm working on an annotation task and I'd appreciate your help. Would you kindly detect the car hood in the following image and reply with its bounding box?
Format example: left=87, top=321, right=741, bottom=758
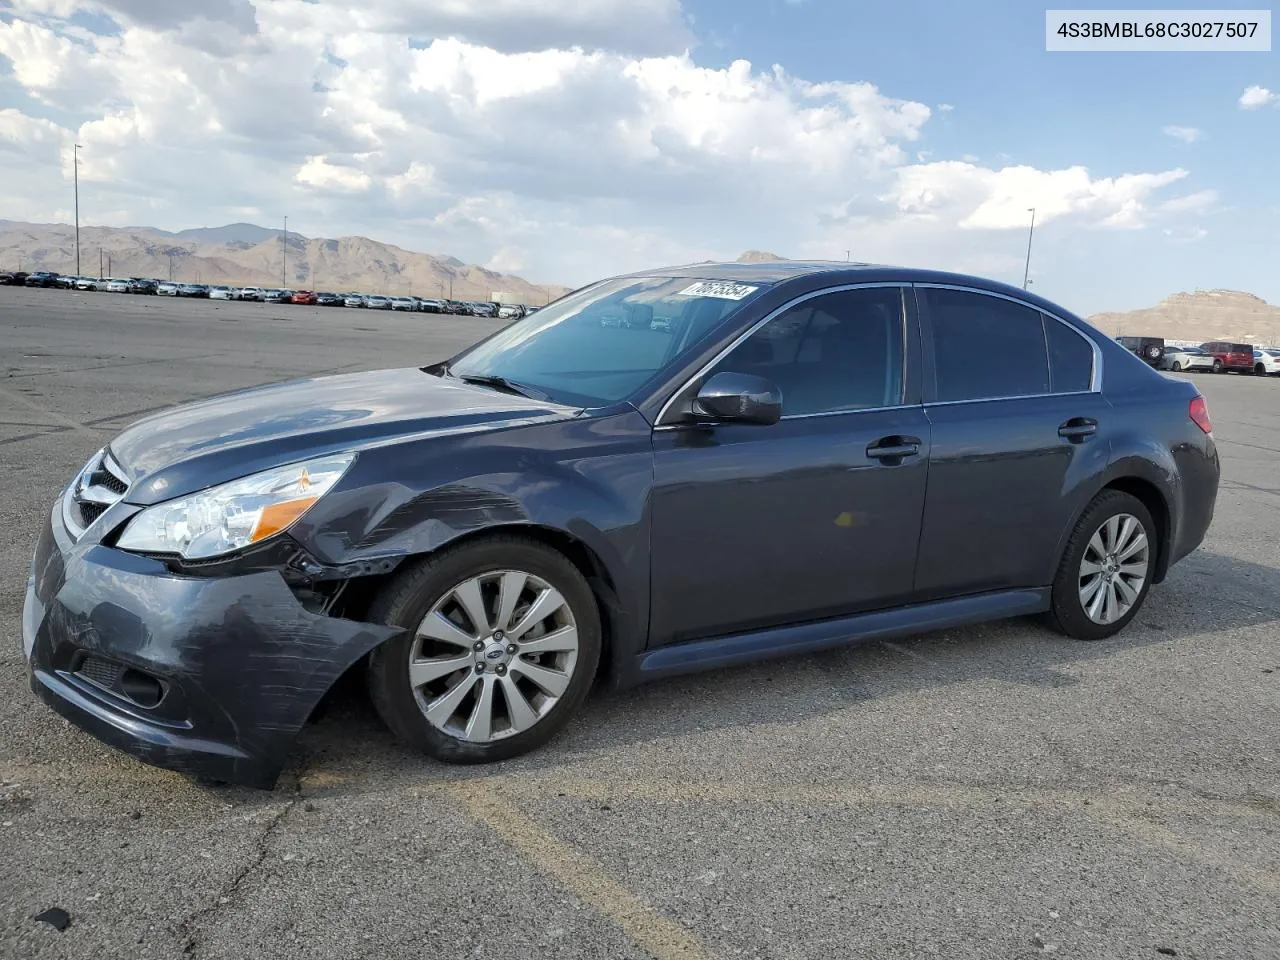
left=110, top=367, right=578, bottom=505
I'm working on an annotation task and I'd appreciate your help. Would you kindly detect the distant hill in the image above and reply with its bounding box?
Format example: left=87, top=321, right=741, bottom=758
left=737, top=250, right=787, bottom=262
left=173, top=223, right=282, bottom=246
left=0, top=220, right=570, bottom=305
left=1089, top=290, right=1280, bottom=346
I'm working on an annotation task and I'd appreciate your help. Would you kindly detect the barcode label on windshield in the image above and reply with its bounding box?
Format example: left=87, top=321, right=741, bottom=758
left=677, top=281, right=759, bottom=300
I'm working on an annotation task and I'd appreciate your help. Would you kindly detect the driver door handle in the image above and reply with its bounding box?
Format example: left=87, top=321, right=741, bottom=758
left=866, top=436, right=922, bottom=462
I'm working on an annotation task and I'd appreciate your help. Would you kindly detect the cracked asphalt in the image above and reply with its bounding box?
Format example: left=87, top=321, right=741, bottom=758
left=1, top=286, right=1277, bottom=960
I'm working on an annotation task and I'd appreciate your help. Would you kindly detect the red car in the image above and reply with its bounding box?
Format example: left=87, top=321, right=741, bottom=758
left=291, top=290, right=317, bottom=305
left=1199, top=341, right=1253, bottom=374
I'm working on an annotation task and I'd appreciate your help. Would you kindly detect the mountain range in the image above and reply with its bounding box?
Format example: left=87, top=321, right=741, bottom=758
left=5, top=224, right=1273, bottom=340
left=1087, top=290, right=1280, bottom=346
left=0, top=220, right=570, bottom=304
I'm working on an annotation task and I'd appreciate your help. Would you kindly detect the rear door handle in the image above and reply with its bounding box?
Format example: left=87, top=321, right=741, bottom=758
left=866, top=436, right=922, bottom=461
left=1058, top=417, right=1098, bottom=443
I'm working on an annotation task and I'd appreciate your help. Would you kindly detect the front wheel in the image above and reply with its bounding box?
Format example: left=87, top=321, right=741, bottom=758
left=1212, top=359, right=1223, bottom=373
left=1043, top=491, right=1156, bottom=641
left=367, top=536, right=601, bottom=764
left=1170, top=362, right=1182, bottom=372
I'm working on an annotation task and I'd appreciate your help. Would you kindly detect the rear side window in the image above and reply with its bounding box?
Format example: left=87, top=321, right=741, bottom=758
left=1045, top=318, right=1094, bottom=392
left=924, top=289, right=1049, bottom=402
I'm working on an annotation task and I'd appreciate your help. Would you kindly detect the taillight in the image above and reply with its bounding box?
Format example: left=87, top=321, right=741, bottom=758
left=1189, top=396, right=1212, bottom=435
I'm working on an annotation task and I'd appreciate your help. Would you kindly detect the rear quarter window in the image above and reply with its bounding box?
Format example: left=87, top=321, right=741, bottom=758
left=1045, top=317, right=1094, bottom=393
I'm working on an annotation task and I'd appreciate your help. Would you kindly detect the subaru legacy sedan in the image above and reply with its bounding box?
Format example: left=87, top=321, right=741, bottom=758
left=22, top=262, right=1219, bottom=788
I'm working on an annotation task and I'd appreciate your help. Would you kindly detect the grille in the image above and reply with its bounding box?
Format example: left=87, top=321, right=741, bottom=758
left=77, top=654, right=122, bottom=691
left=62, top=449, right=131, bottom=541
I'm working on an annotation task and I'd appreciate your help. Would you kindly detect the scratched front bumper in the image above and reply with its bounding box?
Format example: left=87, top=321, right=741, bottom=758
left=23, top=506, right=397, bottom=789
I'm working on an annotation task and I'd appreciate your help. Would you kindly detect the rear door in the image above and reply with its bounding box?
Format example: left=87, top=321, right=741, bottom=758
left=912, top=286, right=1109, bottom=600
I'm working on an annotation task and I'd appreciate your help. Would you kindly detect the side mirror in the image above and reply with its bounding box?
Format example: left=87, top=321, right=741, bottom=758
left=692, top=371, right=783, bottom=425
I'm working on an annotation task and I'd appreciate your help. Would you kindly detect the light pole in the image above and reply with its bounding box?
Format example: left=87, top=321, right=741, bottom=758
left=845, top=250, right=850, bottom=262
left=1022, top=207, right=1036, bottom=290
left=281, top=216, right=288, bottom=287
left=73, top=143, right=82, bottom=276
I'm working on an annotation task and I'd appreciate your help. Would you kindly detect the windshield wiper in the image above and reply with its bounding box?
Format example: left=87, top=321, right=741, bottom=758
left=457, top=374, right=549, bottom=401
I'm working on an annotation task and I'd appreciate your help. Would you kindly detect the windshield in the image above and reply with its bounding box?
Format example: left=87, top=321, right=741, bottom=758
left=448, top=276, right=767, bottom=406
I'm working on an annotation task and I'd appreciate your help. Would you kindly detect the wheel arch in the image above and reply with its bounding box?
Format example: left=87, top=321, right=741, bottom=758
left=1099, top=475, right=1172, bottom=583
left=416, top=523, right=626, bottom=688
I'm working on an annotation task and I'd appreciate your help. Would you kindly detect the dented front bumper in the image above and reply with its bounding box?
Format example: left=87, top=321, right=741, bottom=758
left=22, top=504, right=397, bottom=789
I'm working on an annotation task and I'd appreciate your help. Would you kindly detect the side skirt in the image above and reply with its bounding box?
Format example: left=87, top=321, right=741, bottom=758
left=628, top=588, right=1051, bottom=685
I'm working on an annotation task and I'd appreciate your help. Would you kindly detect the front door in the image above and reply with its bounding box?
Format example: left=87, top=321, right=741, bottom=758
left=648, top=285, right=930, bottom=646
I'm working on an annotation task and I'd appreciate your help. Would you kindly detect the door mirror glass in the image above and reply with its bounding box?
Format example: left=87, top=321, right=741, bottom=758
left=693, top=371, right=783, bottom=425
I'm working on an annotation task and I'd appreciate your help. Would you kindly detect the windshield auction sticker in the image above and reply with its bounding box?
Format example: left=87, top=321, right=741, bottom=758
left=678, top=281, right=760, bottom=300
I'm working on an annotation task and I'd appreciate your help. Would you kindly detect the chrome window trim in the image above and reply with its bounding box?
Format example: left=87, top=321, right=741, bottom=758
left=913, top=282, right=1103, bottom=401
left=653, top=281, right=913, bottom=428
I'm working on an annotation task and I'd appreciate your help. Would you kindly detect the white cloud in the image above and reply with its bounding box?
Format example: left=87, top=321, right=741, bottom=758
left=0, top=1, right=1208, bottom=296
left=937, top=103, right=954, bottom=112
left=885, top=162, right=1187, bottom=231
left=1162, top=125, right=1202, bottom=143
left=1159, top=189, right=1217, bottom=215
left=11, top=0, right=691, bottom=53
left=1239, top=85, right=1279, bottom=109
left=296, top=155, right=374, bottom=193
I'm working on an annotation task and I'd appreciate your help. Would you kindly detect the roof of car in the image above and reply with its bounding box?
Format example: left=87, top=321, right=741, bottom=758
left=611, top=260, right=1082, bottom=319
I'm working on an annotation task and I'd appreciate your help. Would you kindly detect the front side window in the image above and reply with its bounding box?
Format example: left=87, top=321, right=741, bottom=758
left=705, top=287, right=905, bottom=416
left=924, top=289, right=1049, bottom=402
left=449, top=277, right=766, bottom=406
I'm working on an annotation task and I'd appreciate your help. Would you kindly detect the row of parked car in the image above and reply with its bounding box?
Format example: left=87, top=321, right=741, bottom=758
left=0, top=270, right=539, bottom=320
left=1115, top=336, right=1280, bottom=376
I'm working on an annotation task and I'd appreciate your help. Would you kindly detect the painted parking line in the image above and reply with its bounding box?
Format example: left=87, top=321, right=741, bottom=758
left=448, top=780, right=714, bottom=960
left=494, top=776, right=1280, bottom=898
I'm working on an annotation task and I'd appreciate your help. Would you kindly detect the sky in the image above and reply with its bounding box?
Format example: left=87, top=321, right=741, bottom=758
left=0, top=0, right=1274, bottom=314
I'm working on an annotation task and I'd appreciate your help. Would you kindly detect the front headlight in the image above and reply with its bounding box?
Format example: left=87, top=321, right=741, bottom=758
left=116, top=453, right=355, bottom=560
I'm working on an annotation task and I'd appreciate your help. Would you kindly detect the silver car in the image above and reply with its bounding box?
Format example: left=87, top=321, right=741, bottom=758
left=1161, top=347, right=1214, bottom=373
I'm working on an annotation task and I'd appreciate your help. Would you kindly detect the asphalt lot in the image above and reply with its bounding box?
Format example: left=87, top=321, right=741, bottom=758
left=1, top=285, right=1277, bottom=960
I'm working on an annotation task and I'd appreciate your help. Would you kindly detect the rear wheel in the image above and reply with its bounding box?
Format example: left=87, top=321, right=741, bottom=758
left=367, top=536, right=601, bottom=763
left=1212, top=359, right=1223, bottom=373
left=1170, top=362, right=1182, bottom=372
left=1043, top=491, right=1155, bottom=641
left=1256, top=363, right=1267, bottom=376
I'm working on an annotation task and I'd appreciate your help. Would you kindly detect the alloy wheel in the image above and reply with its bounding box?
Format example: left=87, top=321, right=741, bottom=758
left=408, top=570, right=579, bottom=743
left=1078, top=514, right=1149, bottom=625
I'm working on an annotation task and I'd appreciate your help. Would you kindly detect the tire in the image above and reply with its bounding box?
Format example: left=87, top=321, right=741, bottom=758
left=1042, top=490, right=1156, bottom=641
left=1170, top=362, right=1181, bottom=372
left=1212, top=359, right=1223, bottom=373
left=1256, top=364, right=1266, bottom=376
left=367, top=534, right=602, bottom=764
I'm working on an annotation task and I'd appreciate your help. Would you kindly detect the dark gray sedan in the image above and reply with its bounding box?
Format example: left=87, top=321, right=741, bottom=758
left=22, top=262, right=1219, bottom=787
